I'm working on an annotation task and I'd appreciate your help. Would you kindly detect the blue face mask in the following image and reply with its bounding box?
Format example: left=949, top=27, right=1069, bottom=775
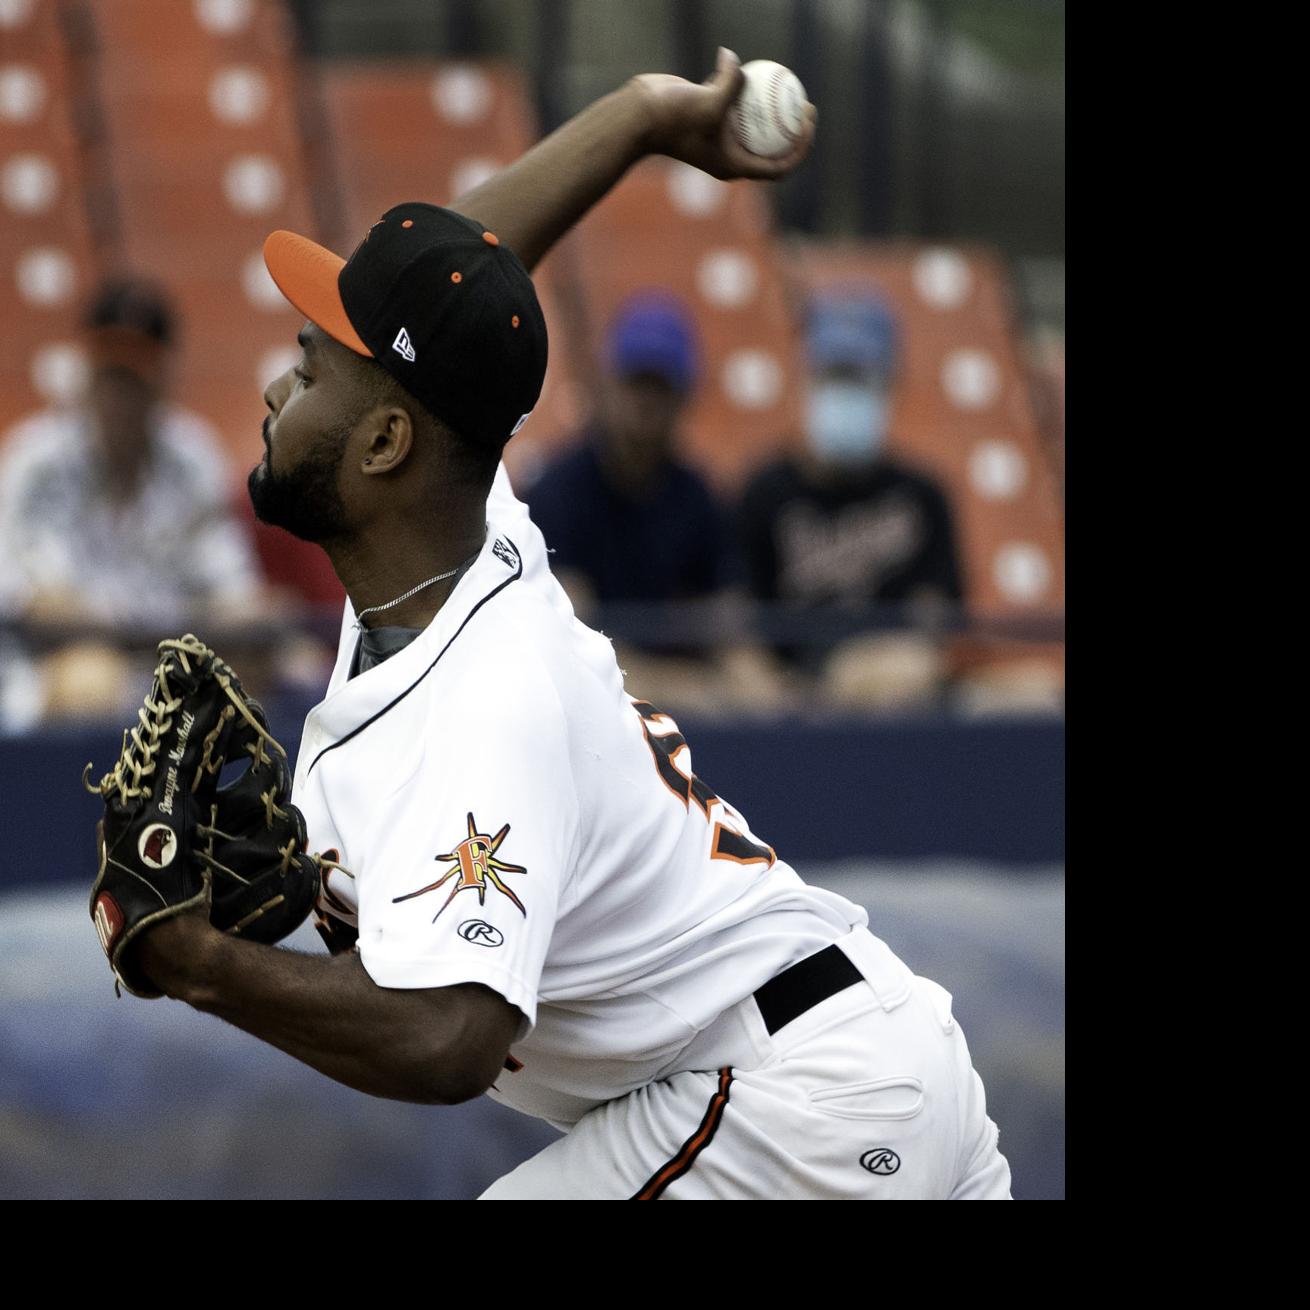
left=805, top=382, right=889, bottom=464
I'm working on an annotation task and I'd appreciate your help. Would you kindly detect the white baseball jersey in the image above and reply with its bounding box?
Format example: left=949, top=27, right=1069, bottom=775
left=292, top=466, right=868, bottom=1128
left=292, top=466, right=1011, bottom=1197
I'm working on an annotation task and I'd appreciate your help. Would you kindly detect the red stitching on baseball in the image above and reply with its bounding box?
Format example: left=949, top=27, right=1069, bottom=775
left=769, top=66, right=798, bottom=142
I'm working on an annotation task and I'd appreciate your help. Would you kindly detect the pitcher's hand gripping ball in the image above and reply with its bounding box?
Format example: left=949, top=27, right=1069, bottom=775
left=729, top=59, right=808, bottom=159
left=84, top=634, right=322, bottom=997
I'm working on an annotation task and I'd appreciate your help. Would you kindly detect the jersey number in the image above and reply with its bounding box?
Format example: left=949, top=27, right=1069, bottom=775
left=632, top=701, right=775, bottom=867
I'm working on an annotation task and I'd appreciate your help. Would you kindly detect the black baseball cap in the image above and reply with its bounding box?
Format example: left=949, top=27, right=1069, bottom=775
left=263, top=203, right=548, bottom=450
left=82, top=277, right=177, bottom=384
left=84, top=277, right=176, bottom=344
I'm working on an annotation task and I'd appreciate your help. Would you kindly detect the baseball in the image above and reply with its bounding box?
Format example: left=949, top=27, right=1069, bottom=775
left=729, top=59, right=808, bottom=159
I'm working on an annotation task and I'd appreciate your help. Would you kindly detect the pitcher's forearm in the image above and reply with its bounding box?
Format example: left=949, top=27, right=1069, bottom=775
left=138, top=914, right=505, bottom=1104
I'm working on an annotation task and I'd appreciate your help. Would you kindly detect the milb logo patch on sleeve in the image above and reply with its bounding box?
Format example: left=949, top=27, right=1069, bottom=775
left=492, top=537, right=520, bottom=570
left=392, top=811, right=527, bottom=923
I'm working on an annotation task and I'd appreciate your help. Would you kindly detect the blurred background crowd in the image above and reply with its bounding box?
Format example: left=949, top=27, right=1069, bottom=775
left=0, top=0, right=1064, bottom=1199
left=0, top=0, right=1063, bottom=730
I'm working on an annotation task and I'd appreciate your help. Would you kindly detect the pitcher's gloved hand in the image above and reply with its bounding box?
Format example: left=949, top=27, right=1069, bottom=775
left=85, top=634, right=324, bottom=997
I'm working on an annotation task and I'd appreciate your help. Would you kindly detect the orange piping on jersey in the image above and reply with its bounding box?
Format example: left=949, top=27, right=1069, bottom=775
left=709, top=821, right=777, bottom=867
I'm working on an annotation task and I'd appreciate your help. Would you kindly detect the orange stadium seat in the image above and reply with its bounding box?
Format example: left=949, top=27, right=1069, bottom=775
left=791, top=241, right=1065, bottom=629
left=83, top=0, right=293, bottom=72
left=0, top=135, right=88, bottom=260
left=163, top=270, right=303, bottom=374
left=0, top=9, right=100, bottom=439
left=67, top=0, right=320, bottom=463
left=1, top=29, right=84, bottom=253
left=0, top=50, right=75, bottom=145
left=102, top=73, right=304, bottom=156
left=113, top=151, right=315, bottom=249
left=0, top=236, right=96, bottom=350
left=0, top=0, right=66, bottom=57
left=580, top=156, right=775, bottom=243
left=319, top=61, right=541, bottom=231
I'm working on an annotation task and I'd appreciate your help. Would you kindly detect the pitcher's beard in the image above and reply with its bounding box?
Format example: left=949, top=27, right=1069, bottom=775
left=248, top=423, right=351, bottom=544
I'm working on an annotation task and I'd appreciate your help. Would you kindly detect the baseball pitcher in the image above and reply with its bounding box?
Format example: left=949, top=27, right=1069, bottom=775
left=87, top=51, right=1011, bottom=1200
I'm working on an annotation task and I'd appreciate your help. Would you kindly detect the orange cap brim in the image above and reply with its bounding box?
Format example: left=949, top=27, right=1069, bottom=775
left=263, top=230, right=373, bottom=358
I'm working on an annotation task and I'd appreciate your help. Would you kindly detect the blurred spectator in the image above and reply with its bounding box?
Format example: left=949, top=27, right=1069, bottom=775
left=0, top=277, right=262, bottom=626
left=527, top=293, right=786, bottom=713
left=527, top=292, right=729, bottom=609
left=0, top=277, right=265, bottom=722
left=739, top=290, right=964, bottom=710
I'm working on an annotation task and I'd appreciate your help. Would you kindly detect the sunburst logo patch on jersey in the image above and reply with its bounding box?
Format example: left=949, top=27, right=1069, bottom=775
left=393, top=812, right=527, bottom=922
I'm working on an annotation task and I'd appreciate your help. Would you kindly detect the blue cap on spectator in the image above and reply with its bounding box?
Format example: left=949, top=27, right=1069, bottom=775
left=807, top=290, right=899, bottom=375
left=607, top=292, right=699, bottom=394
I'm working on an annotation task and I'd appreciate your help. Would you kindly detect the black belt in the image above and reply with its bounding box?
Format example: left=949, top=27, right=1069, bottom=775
left=754, top=944, right=865, bottom=1036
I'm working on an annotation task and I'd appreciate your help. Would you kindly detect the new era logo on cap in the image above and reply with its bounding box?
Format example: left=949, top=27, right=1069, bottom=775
left=392, top=327, right=416, bottom=363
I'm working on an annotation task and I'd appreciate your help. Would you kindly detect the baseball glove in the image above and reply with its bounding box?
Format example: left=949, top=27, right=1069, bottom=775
left=84, top=633, right=323, bottom=997
left=193, top=684, right=321, bottom=946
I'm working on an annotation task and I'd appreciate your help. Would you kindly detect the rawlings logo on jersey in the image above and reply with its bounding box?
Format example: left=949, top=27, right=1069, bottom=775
left=393, top=812, right=527, bottom=922
left=458, top=919, right=505, bottom=947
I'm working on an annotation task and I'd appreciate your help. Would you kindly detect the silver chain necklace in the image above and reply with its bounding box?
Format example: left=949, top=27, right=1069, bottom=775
left=351, top=553, right=476, bottom=631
